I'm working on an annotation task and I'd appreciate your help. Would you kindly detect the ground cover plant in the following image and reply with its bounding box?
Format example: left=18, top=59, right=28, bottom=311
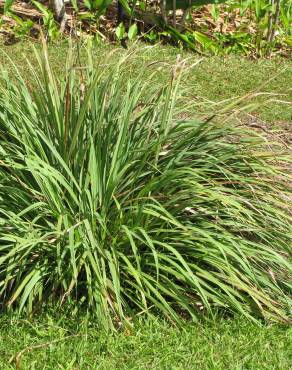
left=1, top=314, right=291, bottom=369
left=0, top=43, right=291, bottom=331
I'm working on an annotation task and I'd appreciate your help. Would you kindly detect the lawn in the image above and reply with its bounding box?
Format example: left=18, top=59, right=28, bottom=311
left=0, top=40, right=291, bottom=124
left=0, top=315, right=291, bottom=369
left=0, top=41, right=291, bottom=370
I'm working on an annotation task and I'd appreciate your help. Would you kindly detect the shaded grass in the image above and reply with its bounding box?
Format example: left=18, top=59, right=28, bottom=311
left=0, top=40, right=291, bottom=124
left=0, top=315, right=291, bottom=369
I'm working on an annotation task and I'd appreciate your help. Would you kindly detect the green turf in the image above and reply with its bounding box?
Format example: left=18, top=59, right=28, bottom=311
left=0, top=315, right=291, bottom=370
left=0, top=40, right=291, bottom=124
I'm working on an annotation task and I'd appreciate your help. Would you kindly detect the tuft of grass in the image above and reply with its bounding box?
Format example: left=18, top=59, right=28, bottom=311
left=0, top=314, right=291, bottom=369
left=0, top=43, right=291, bottom=330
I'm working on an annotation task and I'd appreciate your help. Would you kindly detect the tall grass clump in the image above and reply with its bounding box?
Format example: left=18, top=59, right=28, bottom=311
left=0, top=45, right=291, bottom=329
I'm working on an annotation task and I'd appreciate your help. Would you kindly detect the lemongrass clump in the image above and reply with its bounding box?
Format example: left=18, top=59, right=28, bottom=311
left=0, top=46, right=291, bottom=329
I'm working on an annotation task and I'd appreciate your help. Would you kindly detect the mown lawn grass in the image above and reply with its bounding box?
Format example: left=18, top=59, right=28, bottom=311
left=0, top=40, right=291, bottom=124
left=0, top=315, right=291, bottom=369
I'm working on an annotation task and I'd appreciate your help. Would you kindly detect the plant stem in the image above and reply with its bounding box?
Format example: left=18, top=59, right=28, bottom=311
left=270, top=0, right=281, bottom=43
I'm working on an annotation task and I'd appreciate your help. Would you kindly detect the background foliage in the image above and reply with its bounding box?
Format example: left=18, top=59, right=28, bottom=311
left=1, top=0, right=291, bottom=56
